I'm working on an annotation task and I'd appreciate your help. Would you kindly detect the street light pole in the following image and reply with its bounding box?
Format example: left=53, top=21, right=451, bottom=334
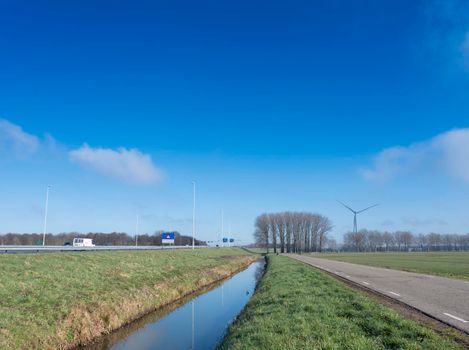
left=42, top=185, right=51, bottom=246
left=135, top=215, right=139, bottom=247
left=221, top=209, right=224, bottom=246
left=192, top=181, right=196, bottom=250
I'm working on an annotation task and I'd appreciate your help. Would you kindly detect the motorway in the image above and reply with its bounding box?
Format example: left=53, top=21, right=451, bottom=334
left=0, top=245, right=208, bottom=253
left=289, top=254, right=469, bottom=334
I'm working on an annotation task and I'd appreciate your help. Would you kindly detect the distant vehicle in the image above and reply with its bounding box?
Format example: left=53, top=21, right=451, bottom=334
left=72, top=238, right=95, bottom=247
left=63, top=242, right=72, bottom=246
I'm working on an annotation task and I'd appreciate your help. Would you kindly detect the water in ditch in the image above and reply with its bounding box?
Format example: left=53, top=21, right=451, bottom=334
left=85, top=260, right=264, bottom=350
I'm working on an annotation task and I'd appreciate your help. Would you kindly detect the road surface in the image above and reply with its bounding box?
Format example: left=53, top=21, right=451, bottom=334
left=289, top=254, right=469, bottom=334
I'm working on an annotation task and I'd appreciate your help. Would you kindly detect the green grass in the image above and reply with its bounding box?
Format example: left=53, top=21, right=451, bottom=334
left=242, top=247, right=267, bottom=254
left=220, top=255, right=463, bottom=350
left=311, top=252, right=469, bottom=280
left=0, top=248, right=255, bottom=349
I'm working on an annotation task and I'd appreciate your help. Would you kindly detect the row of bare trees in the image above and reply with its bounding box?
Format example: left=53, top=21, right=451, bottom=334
left=0, top=231, right=206, bottom=246
left=254, top=212, right=333, bottom=253
left=343, top=229, right=469, bottom=252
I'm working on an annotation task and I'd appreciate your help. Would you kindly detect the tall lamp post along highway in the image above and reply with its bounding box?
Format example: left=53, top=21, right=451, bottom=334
left=42, top=185, right=51, bottom=246
left=192, top=181, right=196, bottom=250
left=135, top=215, right=139, bottom=247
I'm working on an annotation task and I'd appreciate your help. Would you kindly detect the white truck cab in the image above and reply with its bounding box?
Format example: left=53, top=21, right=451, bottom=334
left=72, top=238, right=95, bottom=247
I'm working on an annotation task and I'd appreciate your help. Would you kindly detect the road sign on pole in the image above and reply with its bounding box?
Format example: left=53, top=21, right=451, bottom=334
left=162, top=232, right=175, bottom=244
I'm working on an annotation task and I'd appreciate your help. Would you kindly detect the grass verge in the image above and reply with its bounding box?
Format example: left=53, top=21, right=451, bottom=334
left=311, top=252, right=469, bottom=280
left=241, top=247, right=267, bottom=254
left=219, top=255, right=463, bottom=350
left=0, top=248, right=256, bottom=349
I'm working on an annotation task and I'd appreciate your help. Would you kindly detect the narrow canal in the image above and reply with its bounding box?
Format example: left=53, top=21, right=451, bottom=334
left=85, top=260, right=264, bottom=350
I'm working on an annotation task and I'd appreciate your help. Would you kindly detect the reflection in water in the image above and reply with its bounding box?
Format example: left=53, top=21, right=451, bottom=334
left=191, top=301, right=194, bottom=350
left=84, top=260, right=264, bottom=350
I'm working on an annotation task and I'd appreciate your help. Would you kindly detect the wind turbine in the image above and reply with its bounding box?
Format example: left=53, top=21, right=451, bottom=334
left=337, top=201, right=379, bottom=234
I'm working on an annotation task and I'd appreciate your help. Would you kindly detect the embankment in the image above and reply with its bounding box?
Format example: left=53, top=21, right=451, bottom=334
left=0, top=248, right=257, bottom=349
left=219, top=255, right=464, bottom=350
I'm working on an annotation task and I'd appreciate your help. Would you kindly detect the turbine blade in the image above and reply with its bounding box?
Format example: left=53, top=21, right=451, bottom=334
left=357, top=204, right=379, bottom=214
left=337, top=200, right=356, bottom=214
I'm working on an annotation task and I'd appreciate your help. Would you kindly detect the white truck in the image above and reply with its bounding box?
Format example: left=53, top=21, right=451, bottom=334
left=72, top=238, right=95, bottom=247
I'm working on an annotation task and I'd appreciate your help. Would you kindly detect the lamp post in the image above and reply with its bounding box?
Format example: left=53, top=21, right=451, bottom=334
left=192, top=181, right=196, bottom=250
left=42, top=185, right=51, bottom=246
left=135, top=215, right=139, bottom=247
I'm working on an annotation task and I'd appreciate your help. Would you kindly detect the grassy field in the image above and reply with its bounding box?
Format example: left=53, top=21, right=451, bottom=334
left=242, top=247, right=268, bottom=254
left=0, top=248, right=256, bottom=350
left=311, top=252, right=469, bottom=280
left=220, top=255, right=463, bottom=350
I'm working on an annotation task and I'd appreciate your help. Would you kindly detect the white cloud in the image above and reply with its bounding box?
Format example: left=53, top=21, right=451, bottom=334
left=362, top=128, right=469, bottom=183
left=69, top=144, right=163, bottom=185
left=0, top=119, right=163, bottom=185
left=433, top=128, right=469, bottom=181
left=0, top=119, right=39, bottom=156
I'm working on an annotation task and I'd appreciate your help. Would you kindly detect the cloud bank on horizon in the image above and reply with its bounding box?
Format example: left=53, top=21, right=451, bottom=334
left=361, top=128, right=469, bottom=183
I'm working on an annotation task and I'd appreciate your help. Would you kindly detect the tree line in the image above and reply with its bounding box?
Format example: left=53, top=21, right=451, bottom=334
left=343, top=229, right=469, bottom=252
left=0, top=231, right=206, bottom=246
left=254, top=212, right=333, bottom=253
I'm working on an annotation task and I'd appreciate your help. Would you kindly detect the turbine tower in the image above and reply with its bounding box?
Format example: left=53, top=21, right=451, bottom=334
left=338, top=201, right=379, bottom=234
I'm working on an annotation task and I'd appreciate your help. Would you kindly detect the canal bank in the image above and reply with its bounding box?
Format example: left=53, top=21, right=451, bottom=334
left=83, top=260, right=265, bottom=350
left=0, top=248, right=257, bottom=349
left=219, top=255, right=464, bottom=350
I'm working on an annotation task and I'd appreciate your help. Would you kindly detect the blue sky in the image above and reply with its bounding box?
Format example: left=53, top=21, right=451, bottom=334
left=1, top=0, right=469, bottom=243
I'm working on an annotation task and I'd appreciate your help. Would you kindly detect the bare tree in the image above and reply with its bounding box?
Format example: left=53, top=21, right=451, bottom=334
left=253, top=213, right=469, bottom=254
left=416, top=233, right=427, bottom=251
left=285, top=212, right=293, bottom=253
left=253, top=212, right=333, bottom=253
left=318, top=215, right=333, bottom=252
left=278, top=213, right=287, bottom=253
left=343, top=230, right=367, bottom=252
left=254, top=214, right=270, bottom=253
left=427, top=232, right=441, bottom=250
left=366, top=230, right=383, bottom=252
left=382, top=231, right=394, bottom=252
left=401, top=231, right=413, bottom=251
left=326, top=238, right=338, bottom=251
left=268, top=214, right=278, bottom=253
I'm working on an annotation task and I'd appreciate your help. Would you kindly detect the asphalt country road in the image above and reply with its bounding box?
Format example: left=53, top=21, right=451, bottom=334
left=288, top=254, right=469, bottom=334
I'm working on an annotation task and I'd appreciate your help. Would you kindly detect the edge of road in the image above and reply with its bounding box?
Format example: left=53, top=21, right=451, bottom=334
left=286, top=254, right=469, bottom=347
left=0, top=245, right=210, bottom=254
